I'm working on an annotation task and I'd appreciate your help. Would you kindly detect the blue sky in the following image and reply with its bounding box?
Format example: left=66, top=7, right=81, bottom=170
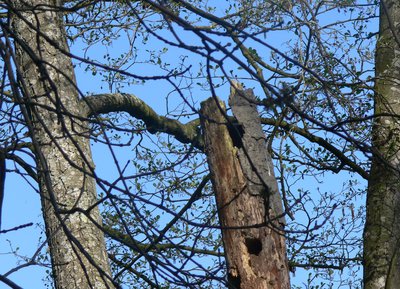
left=0, top=1, right=378, bottom=288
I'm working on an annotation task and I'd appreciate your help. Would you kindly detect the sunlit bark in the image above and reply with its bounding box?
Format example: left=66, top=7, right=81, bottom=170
left=364, top=1, right=400, bottom=288
left=12, top=1, right=114, bottom=288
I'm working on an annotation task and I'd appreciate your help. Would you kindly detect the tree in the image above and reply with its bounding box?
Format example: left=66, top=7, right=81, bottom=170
left=0, top=0, right=382, bottom=288
left=364, top=0, right=400, bottom=288
left=200, top=84, right=290, bottom=288
left=10, top=1, right=114, bottom=288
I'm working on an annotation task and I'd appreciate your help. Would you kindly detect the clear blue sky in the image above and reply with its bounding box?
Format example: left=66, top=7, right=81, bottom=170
left=0, top=2, right=377, bottom=288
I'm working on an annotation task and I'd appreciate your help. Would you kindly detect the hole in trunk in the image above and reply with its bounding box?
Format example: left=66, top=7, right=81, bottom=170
left=228, top=272, right=241, bottom=289
left=227, top=122, right=244, bottom=148
left=245, top=237, right=262, bottom=255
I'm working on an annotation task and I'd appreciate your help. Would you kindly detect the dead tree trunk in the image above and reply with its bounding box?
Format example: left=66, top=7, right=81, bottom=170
left=200, top=84, right=290, bottom=289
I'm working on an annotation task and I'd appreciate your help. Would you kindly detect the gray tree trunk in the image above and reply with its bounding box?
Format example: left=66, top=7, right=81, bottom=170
left=364, top=1, right=400, bottom=288
left=11, top=1, right=114, bottom=288
left=200, top=84, right=290, bottom=289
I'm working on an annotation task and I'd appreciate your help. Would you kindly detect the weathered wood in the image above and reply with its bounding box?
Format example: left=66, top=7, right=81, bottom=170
left=228, top=83, right=285, bottom=226
left=200, top=85, right=290, bottom=289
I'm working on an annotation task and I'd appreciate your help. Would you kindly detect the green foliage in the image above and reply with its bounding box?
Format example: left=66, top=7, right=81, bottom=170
left=0, top=0, right=380, bottom=288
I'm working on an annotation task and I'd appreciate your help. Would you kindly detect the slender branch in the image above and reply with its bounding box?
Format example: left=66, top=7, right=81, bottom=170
left=107, top=226, right=222, bottom=257
left=0, top=151, right=5, bottom=230
left=0, top=274, right=23, bottom=289
left=108, top=254, right=160, bottom=288
left=289, top=257, right=361, bottom=271
left=261, top=118, right=369, bottom=180
left=0, top=222, right=33, bottom=234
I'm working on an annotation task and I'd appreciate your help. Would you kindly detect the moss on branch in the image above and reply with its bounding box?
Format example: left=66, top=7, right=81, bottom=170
left=82, top=93, right=203, bottom=149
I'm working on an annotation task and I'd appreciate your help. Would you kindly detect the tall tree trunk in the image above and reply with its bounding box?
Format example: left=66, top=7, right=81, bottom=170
left=11, top=1, right=114, bottom=288
left=364, top=1, right=400, bottom=288
left=200, top=84, right=290, bottom=289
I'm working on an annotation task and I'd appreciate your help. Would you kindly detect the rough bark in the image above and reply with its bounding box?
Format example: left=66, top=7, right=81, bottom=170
left=11, top=1, right=114, bottom=288
left=82, top=93, right=203, bottom=149
left=200, top=84, right=290, bottom=289
left=364, top=1, right=400, bottom=288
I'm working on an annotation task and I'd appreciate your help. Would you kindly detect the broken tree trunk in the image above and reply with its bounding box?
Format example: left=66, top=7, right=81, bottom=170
left=200, top=84, right=290, bottom=289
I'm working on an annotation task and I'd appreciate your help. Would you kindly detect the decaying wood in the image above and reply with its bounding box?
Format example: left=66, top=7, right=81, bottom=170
left=200, top=84, right=290, bottom=289
left=228, top=83, right=286, bottom=226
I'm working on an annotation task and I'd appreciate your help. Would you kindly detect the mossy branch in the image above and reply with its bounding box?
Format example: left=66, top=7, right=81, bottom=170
left=81, top=93, right=203, bottom=149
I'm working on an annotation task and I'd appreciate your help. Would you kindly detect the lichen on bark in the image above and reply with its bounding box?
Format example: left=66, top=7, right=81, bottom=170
left=364, top=1, right=400, bottom=288
left=11, top=1, right=114, bottom=288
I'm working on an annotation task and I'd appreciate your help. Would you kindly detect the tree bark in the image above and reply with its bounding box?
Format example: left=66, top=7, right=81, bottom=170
left=364, top=1, right=400, bottom=288
left=11, top=1, right=114, bottom=288
left=200, top=84, right=290, bottom=289
left=82, top=93, right=203, bottom=149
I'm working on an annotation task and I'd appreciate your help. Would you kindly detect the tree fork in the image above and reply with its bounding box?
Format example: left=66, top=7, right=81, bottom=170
left=200, top=84, right=290, bottom=289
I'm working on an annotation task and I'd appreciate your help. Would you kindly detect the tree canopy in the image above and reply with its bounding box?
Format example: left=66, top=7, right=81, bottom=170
left=0, top=0, right=385, bottom=288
